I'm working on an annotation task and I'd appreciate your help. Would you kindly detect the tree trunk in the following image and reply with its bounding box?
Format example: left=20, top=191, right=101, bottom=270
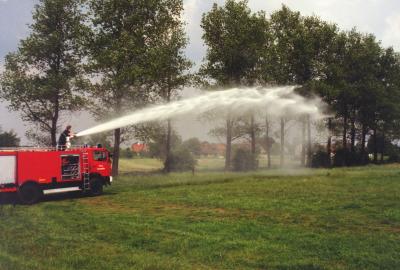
left=51, top=96, right=60, bottom=147
left=327, top=118, right=332, bottom=167
left=265, top=117, right=271, bottom=168
left=164, top=86, right=172, bottom=173
left=301, top=118, right=306, bottom=166
left=250, top=115, right=256, bottom=155
left=225, top=119, right=232, bottom=171
left=381, top=131, right=385, bottom=164
left=373, top=128, right=378, bottom=163
left=350, top=117, right=356, bottom=153
left=51, top=124, right=57, bottom=147
left=342, top=112, right=348, bottom=149
left=164, top=119, right=172, bottom=172
left=361, top=124, right=367, bottom=164
left=280, top=118, right=285, bottom=167
left=307, top=115, right=312, bottom=167
left=112, top=128, right=121, bottom=176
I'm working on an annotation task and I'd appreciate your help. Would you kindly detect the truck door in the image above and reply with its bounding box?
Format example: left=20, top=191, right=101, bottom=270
left=92, top=150, right=110, bottom=176
left=0, top=154, right=16, bottom=186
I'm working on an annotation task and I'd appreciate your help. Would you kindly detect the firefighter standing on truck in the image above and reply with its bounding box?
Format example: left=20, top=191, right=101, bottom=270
left=58, top=125, right=74, bottom=150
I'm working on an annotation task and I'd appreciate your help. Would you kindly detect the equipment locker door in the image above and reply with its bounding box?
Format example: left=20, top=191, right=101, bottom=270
left=61, top=154, right=80, bottom=181
left=0, top=155, right=16, bottom=185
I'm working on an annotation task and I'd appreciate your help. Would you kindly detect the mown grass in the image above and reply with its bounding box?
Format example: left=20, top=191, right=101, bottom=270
left=119, top=158, right=163, bottom=173
left=119, top=155, right=300, bottom=173
left=1, top=165, right=399, bottom=269
left=118, top=157, right=227, bottom=173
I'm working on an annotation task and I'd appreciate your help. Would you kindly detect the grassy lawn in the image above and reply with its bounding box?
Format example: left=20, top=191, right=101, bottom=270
left=1, top=165, right=400, bottom=269
left=118, top=155, right=300, bottom=173
left=118, top=157, right=227, bottom=173
left=119, top=158, right=163, bottom=173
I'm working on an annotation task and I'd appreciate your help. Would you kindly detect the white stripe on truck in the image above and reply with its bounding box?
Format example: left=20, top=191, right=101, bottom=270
left=43, top=187, right=81, bottom=195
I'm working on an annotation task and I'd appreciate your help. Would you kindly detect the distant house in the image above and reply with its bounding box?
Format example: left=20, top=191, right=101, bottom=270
left=131, top=143, right=149, bottom=155
left=200, top=142, right=226, bottom=157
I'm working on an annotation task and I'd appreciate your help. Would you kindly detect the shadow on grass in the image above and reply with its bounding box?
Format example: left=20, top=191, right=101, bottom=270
left=0, top=193, right=18, bottom=206
left=116, top=169, right=316, bottom=192
left=0, top=190, right=118, bottom=206
left=117, top=176, right=240, bottom=192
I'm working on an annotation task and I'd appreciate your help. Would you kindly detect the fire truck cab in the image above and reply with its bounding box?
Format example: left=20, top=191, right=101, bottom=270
left=0, top=146, right=112, bottom=204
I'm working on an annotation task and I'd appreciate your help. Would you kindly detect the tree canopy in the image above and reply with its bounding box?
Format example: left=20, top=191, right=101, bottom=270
left=0, top=0, right=87, bottom=146
left=0, top=127, right=20, bottom=147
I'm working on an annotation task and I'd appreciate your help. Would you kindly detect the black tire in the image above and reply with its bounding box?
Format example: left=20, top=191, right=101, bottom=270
left=18, top=183, right=43, bottom=205
left=89, top=178, right=103, bottom=196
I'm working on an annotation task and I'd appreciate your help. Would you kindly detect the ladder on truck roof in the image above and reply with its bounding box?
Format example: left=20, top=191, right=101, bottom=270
left=82, top=152, right=90, bottom=191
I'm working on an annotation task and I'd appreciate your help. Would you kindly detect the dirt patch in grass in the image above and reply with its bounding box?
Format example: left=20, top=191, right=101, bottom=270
left=80, top=196, right=137, bottom=214
left=81, top=195, right=266, bottom=219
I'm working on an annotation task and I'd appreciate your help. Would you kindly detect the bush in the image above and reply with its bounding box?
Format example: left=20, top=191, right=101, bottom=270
left=121, top=147, right=133, bottom=159
left=0, top=128, right=20, bottom=147
left=386, top=145, right=400, bottom=163
left=166, top=148, right=197, bottom=172
left=388, top=152, right=400, bottom=163
left=182, top=138, right=202, bottom=156
left=333, top=148, right=368, bottom=167
left=311, top=150, right=330, bottom=168
left=232, top=148, right=258, bottom=171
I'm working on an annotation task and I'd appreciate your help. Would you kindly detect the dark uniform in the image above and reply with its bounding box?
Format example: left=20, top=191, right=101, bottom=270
left=58, top=127, right=72, bottom=150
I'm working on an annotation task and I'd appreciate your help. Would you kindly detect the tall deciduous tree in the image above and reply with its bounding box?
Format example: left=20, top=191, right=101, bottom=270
left=201, top=0, right=267, bottom=170
left=264, top=5, right=302, bottom=167
left=150, top=4, right=192, bottom=172
left=298, top=16, right=338, bottom=166
left=374, top=47, right=400, bottom=162
left=0, top=0, right=86, bottom=146
left=86, top=0, right=186, bottom=176
left=264, top=6, right=339, bottom=166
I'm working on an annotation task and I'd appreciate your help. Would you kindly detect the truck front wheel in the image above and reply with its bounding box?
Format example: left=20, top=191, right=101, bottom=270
left=89, top=177, right=103, bottom=196
left=18, top=183, right=43, bottom=205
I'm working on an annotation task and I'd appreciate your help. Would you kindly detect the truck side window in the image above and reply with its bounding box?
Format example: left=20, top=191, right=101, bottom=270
left=93, top=151, right=107, bottom=161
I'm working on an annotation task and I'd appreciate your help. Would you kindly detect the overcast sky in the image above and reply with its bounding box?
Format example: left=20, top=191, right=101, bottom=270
left=0, top=0, right=399, bottom=143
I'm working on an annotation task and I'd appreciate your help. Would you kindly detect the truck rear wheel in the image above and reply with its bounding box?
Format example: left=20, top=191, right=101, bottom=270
left=18, top=183, right=43, bottom=205
left=89, top=178, right=103, bottom=196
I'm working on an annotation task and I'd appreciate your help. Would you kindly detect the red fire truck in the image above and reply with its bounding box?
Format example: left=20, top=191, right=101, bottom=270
left=0, top=145, right=112, bottom=204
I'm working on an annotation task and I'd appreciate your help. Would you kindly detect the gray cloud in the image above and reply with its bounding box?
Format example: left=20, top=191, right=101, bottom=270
left=0, top=0, right=36, bottom=60
left=0, top=0, right=37, bottom=142
left=247, top=0, right=400, bottom=50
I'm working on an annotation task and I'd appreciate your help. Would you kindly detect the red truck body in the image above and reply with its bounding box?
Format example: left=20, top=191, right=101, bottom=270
left=0, top=146, right=112, bottom=204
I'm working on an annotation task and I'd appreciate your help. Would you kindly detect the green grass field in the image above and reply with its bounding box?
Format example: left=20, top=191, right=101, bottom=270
left=118, top=155, right=298, bottom=173
left=1, top=164, right=400, bottom=269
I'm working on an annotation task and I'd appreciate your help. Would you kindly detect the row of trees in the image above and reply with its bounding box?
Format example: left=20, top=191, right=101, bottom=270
left=200, top=1, right=400, bottom=168
left=1, top=0, right=399, bottom=174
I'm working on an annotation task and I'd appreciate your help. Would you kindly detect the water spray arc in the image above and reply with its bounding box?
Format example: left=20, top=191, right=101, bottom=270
left=76, top=86, right=325, bottom=137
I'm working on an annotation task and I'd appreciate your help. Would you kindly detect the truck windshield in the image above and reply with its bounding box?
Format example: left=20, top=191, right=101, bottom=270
left=93, top=151, right=107, bottom=161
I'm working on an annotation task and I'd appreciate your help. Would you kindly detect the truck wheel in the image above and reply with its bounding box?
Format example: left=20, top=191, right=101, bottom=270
left=18, top=183, right=43, bottom=205
left=89, top=178, right=103, bottom=196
